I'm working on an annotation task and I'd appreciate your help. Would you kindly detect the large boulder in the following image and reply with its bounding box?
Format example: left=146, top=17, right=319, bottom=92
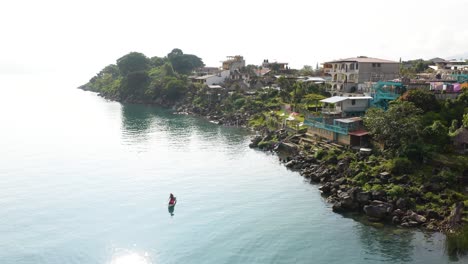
left=396, top=198, right=408, bottom=210
left=338, top=191, right=357, bottom=210
left=249, top=135, right=262, bottom=148
left=319, top=182, right=332, bottom=195
left=356, top=191, right=372, bottom=204
left=363, top=200, right=394, bottom=220
left=371, top=190, right=387, bottom=201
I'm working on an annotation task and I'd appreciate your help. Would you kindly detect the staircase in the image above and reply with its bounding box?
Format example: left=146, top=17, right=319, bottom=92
left=299, top=133, right=344, bottom=150
left=370, top=81, right=405, bottom=110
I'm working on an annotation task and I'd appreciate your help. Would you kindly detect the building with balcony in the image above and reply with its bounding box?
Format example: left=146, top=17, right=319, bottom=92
left=304, top=116, right=369, bottom=147
left=222, top=56, right=245, bottom=72
left=320, top=96, right=372, bottom=117
left=323, top=56, right=400, bottom=94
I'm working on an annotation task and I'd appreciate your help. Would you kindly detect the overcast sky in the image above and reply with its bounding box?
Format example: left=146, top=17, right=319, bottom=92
left=1, top=0, right=467, bottom=84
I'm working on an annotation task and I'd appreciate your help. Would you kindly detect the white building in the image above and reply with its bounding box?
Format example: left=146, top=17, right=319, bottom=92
left=194, top=70, right=230, bottom=86
left=320, top=96, right=372, bottom=117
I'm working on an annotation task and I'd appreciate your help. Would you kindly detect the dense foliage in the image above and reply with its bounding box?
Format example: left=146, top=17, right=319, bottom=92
left=84, top=49, right=202, bottom=103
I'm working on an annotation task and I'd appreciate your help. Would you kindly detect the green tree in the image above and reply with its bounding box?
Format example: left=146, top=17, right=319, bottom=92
left=299, top=65, right=314, bottom=76
left=398, top=88, right=439, bottom=112
left=463, top=113, right=468, bottom=128
left=163, top=78, right=187, bottom=101
left=423, top=120, right=450, bottom=148
left=119, top=70, right=150, bottom=99
left=116, top=52, right=150, bottom=76
left=167, top=48, right=204, bottom=75
left=364, top=101, right=423, bottom=152
left=449, top=119, right=459, bottom=134
left=150, top=56, right=166, bottom=67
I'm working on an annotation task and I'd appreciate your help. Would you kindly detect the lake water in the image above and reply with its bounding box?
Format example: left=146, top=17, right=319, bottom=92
left=0, top=73, right=465, bottom=263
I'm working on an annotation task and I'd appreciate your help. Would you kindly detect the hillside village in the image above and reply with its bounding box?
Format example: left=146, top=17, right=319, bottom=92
left=181, top=54, right=467, bottom=151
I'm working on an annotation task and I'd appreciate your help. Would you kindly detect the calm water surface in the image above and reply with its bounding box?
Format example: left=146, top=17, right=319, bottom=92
left=0, top=74, right=464, bottom=263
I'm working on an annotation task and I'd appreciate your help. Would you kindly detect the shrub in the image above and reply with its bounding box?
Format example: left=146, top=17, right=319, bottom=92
left=438, top=169, right=457, bottom=185
left=387, top=184, right=405, bottom=198
left=315, top=149, right=326, bottom=160
left=390, top=157, right=414, bottom=175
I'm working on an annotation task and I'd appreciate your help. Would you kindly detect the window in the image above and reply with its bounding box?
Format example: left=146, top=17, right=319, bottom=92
left=377, top=63, right=381, bottom=67
left=356, top=63, right=359, bottom=70
left=351, top=99, right=356, bottom=105
left=372, top=63, right=376, bottom=67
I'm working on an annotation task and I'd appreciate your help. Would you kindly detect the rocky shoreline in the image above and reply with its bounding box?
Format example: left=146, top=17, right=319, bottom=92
left=249, top=129, right=466, bottom=233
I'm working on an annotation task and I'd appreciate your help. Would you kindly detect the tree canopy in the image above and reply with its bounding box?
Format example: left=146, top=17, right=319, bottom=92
left=398, top=88, right=439, bottom=112
left=364, top=101, right=423, bottom=152
left=167, top=48, right=204, bottom=75
left=116, top=52, right=151, bottom=76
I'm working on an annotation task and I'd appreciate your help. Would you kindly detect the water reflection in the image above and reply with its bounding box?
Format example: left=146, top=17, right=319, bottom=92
left=120, top=104, right=155, bottom=145
left=341, top=213, right=414, bottom=262
left=168, top=204, right=176, bottom=216
left=357, top=224, right=414, bottom=262
left=120, top=103, right=251, bottom=154
left=445, top=225, right=468, bottom=261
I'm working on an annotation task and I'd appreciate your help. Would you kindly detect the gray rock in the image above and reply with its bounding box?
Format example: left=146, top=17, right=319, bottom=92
left=319, top=183, right=332, bottom=195
left=285, top=160, right=296, bottom=168
left=371, top=190, right=387, bottom=201
left=338, top=192, right=356, bottom=209
left=356, top=191, right=371, bottom=204
left=332, top=202, right=345, bottom=212
left=426, top=210, right=441, bottom=220
left=392, top=209, right=405, bottom=217
left=396, top=198, right=408, bottom=210
left=363, top=200, right=393, bottom=220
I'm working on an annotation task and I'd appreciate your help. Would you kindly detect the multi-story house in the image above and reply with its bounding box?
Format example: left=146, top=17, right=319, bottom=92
left=222, top=56, right=245, bottom=72
left=324, top=56, right=400, bottom=94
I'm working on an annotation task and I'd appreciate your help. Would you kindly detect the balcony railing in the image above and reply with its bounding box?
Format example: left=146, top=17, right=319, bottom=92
left=329, top=69, right=359, bottom=74
left=321, top=107, right=342, bottom=115
left=304, top=119, right=349, bottom=135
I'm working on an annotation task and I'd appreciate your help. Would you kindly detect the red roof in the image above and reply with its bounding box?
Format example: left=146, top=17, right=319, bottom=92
left=348, top=130, right=369, bottom=137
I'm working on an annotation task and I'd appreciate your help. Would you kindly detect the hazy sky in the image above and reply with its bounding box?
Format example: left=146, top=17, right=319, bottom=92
left=1, top=0, right=467, bottom=84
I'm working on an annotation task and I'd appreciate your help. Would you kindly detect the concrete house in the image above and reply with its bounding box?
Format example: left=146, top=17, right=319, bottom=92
left=323, top=56, right=400, bottom=94
left=193, top=70, right=230, bottom=86
left=320, top=96, right=372, bottom=117
left=302, top=95, right=373, bottom=147
left=222, top=56, right=245, bottom=72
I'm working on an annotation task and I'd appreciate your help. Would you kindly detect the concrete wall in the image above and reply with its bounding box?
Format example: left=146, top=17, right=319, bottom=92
left=341, top=99, right=370, bottom=112
left=308, top=127, right=351, bottom=145
left=357, top=62, right=400, bottom=82
left=308, top=127, right=334, bottom=141
left=337, top=133, right=350, bottom=145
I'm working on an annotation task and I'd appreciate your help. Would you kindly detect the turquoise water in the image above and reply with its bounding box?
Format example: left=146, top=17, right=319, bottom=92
left=0, top=74, right=464, bottom=263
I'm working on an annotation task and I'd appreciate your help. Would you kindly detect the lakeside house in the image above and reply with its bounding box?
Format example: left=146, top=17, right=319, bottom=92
left=320, top=96, right=372, bottom=117
left=323, top=56, right=400, bottom=95
left=192, top=70, right=230, bottom=86
left=304, top=96, right=372, bottom=147
left=222, top=55, right=245, bottom=72
left=302, top=81, right=405, bottom=147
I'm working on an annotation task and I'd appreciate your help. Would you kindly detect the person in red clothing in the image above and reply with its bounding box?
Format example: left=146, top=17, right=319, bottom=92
left=168, top=193, right=176, bottom=206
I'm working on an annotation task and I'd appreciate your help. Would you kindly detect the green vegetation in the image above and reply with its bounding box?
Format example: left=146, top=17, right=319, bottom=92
left=84, top=49, right=203, bottom=103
